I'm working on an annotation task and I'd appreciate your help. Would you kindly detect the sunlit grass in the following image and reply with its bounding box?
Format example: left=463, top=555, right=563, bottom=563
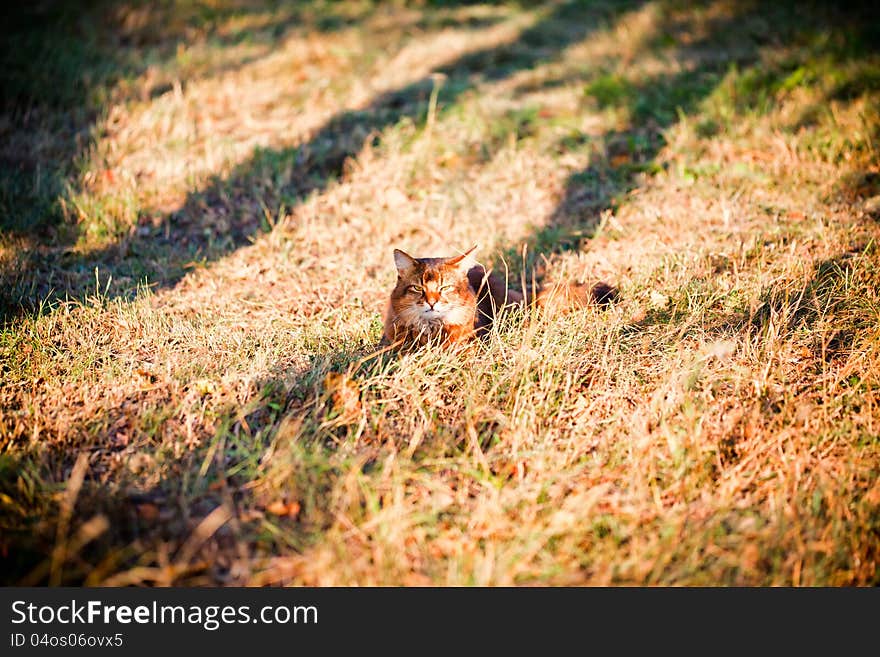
left=1, top=0, right=878, bottom=585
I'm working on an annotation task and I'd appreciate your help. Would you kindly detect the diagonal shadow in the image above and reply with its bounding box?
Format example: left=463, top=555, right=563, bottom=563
left=504, top=0, right=880, bottom=283
left=1, top=0, right=647, bottom=320
left=5, top=0, right=880, bottom=585
left=2, top=0, right=654, bottom=582
left=0, top=0, right=377, bottom=236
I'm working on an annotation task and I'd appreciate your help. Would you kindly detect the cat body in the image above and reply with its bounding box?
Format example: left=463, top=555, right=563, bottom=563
left=383, top=246, right=615, bottom=348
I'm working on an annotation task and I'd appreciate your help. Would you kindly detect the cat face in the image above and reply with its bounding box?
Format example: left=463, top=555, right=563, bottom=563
left=389, top=246, right=477, bottom=330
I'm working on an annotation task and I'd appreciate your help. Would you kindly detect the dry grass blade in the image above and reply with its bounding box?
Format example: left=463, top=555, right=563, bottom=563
left=174, top=506, right=234, bottom=574
left=47, top=452, right=91, bottom=586
left=1, top=0, right=879, bottom=586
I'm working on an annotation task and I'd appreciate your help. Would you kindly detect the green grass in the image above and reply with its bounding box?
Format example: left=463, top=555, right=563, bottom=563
left=1, top=0, right=879, bottom=586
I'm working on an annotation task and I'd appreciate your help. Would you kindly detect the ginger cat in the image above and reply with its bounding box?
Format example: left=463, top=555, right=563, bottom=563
left=383, top=245, right=617, bottom=348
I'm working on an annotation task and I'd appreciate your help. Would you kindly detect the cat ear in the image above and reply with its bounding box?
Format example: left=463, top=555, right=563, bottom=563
left=393, top=249, right=417, bottom=275
left=445, top=244, right=478, bottom=270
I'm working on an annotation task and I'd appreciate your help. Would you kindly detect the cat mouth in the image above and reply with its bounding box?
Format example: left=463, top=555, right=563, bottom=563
left=422, top=309, right=443, bottom=319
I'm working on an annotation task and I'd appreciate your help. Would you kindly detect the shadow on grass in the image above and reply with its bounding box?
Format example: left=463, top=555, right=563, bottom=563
left=0, top=0, right=377, bottom=237
left=1, top=0, right=642, bottom=582
left=8, top=0, right=876, bottom=318
left=0, top=346, right=397, bottom=585
left=1, top=0, right=647, bottom=320
left=4, top=0, right=878, bottom=309
left=4, top=0, right=880, bottom=584
left=621, top=243, right=876, bottom=361
left=511, top=0, right=880, bottom=279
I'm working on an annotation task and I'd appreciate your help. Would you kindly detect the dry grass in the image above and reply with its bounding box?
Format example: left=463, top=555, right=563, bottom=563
left=1, top=0, right=879, bottom=585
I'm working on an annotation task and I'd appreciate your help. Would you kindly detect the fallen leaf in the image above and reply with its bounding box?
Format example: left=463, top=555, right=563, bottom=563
left=266, top=500, right=301, bottom=518
left=266, top=501, right=287, bottom=516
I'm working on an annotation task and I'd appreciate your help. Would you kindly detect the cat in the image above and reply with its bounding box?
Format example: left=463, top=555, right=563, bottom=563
left=382, top=245, right=617, bottom=348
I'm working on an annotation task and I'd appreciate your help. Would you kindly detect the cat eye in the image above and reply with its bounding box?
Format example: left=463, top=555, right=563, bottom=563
left=408, top=285, right=423, bottom=293
left=440, top=285, right=456, bottom=293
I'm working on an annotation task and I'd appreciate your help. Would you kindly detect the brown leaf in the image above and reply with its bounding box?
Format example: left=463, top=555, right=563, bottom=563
left=266, top=500, right=301, bottom=518
left=266, top=500, right=287, bottom=516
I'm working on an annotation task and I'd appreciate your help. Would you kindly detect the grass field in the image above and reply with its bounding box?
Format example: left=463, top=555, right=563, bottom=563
left=1, top=0, right=879, bottom=585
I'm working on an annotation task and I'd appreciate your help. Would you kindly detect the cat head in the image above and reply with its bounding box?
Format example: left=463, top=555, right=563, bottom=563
left=390, top=245, right=478, bottom=325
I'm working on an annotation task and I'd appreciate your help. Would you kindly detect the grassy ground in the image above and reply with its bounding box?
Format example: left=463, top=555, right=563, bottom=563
left=1, top=0, right=879, bottom=585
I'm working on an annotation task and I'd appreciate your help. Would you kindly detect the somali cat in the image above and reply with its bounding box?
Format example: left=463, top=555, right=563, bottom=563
left=383, top=245, right=617, bottom=348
